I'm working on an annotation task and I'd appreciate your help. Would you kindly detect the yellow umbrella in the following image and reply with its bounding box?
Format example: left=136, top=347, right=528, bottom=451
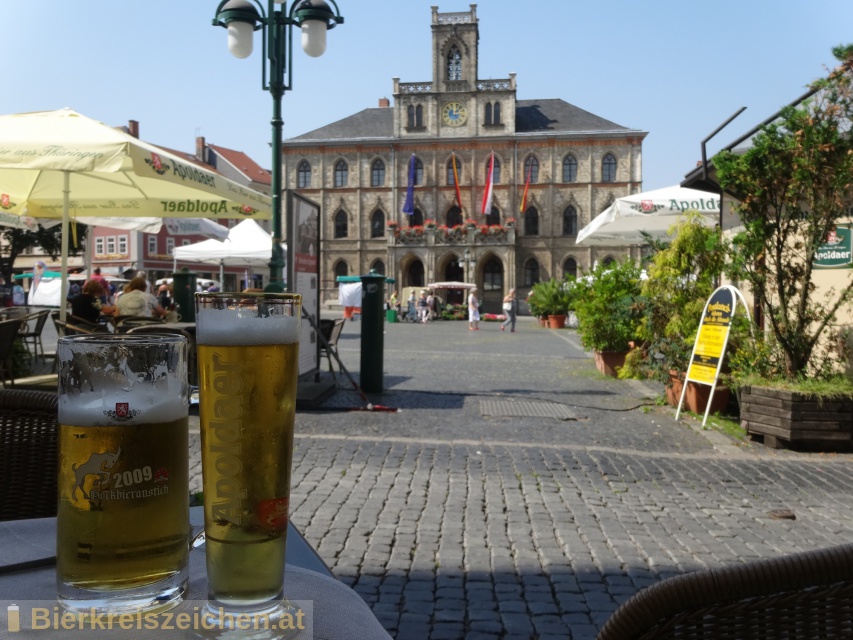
left=0, top=108, right=272, bottom=319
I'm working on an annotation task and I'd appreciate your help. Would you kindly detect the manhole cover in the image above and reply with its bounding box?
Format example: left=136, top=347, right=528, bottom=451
left=479, top=399, right=576, bottom=421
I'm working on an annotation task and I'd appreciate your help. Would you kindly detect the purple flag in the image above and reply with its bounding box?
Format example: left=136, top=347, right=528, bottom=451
left=402, top=154, right=416, bottom=215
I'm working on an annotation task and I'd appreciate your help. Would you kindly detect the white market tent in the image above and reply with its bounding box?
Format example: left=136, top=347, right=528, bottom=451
left=172, top=219, right=284, bottom=283
left=576, top=186, right=722, bottom=246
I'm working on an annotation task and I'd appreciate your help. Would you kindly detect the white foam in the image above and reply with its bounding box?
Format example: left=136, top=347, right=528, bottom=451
left=59, top=388, right=187, bottom=426
left=196, top=307, right=300, bottom=346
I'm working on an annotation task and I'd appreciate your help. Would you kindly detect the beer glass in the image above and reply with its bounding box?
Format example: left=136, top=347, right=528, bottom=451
left=195, top=292, right=301, bottom=624
left=56, top=333, right=190, bottom=615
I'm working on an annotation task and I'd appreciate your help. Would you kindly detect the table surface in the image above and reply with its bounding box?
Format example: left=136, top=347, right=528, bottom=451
left=0, top=508, right=391, bottom=639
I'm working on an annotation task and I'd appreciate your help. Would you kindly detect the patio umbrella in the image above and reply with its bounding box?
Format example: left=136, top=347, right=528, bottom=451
left=426, top=281, right=477, bottom=289
left=0, top=108, right=271, bottom=319
left=575, top=186, right=722, bottom=246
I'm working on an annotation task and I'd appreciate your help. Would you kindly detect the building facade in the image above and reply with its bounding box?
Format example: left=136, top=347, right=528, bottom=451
left=283, top=4, right=647, bottom=312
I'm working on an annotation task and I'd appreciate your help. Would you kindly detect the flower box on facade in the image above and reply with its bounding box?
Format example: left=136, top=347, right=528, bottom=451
left=740, top=385, right=853, bottom=451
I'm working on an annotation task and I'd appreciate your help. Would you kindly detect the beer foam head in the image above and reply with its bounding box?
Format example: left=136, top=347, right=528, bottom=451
left=196, top=306, right=300, bottom=345
left=58, top=335, right=188, bottom=426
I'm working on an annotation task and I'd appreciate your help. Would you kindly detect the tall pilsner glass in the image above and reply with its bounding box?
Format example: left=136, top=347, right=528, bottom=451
left=56, top=334, right=190, bottom=616
left=195, top=292, right=301, bottom=625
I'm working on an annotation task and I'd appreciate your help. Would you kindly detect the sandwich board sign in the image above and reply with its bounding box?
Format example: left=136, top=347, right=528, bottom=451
left=676, top=285, right=750, bottom=426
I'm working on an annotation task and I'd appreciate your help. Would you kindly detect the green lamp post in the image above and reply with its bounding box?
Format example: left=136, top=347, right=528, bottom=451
left=212, top=0, right=343, bottom=292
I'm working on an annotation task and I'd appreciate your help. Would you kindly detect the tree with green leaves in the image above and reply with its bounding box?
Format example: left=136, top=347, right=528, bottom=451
left=0, top=223, right=87, bottom=284
left=714, top=44, right=853, bottom=380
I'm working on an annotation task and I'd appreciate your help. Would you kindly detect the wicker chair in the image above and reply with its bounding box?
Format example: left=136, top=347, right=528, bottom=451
left=19, top=309, right=51, bottom=361
left=319, top=318, right=346, bottom=377
left=0, top=389, right=59, bottom=521
left=0, top=317, right=24, bottom=387
left=596, top=543, right=853, bottom=640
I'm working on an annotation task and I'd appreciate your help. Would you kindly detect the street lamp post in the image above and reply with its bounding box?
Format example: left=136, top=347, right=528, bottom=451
left=463, top=248, right=476, bottom=284
left=212, top=0, right=343, bottom=292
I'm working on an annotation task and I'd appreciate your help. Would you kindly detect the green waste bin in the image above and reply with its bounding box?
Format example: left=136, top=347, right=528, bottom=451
left=385, top=308, right=397, bottom=323
left=171, top=268, right=198, bottom=323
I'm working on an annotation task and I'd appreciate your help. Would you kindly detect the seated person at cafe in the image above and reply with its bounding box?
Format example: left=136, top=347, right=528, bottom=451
left=70, top=279, right=115, bottom=323
left=115, top=276, right=168, bottom=319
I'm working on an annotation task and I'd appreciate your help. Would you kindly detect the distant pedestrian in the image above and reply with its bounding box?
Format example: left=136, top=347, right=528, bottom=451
left=417, top=290, right=430, bottom=323
left=501, top=288, right=518, bottom=332
left=468, top=287, right=480, bottom=331
left=427, top=290, right=437, bottom=321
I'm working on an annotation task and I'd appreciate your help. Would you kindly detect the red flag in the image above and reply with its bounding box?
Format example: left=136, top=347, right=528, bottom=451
left=481, top=152, right=494, bottom=215
left=519, top=162, right=532, bottom=213
left=451, top=153, right=463, bottom=211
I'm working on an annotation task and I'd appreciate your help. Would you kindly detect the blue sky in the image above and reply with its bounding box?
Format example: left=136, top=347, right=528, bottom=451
left=3, top=1, right=852, bottom=191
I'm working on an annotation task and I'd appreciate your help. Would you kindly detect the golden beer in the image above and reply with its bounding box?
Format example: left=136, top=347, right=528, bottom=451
left=56, top=333, right=190, bottom=615
left=57, top=418, right=190, bottom=589
left=196, top=293, right=301, bottom=609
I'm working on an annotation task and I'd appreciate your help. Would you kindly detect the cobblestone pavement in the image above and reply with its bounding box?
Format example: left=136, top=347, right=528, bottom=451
left=44, top=314, right=853, bottom=639
left=284, top=317, right=853, bottom=639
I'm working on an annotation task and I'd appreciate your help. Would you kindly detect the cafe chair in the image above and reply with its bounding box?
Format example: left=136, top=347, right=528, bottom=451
left=112, top=315, right=165, bottom=333
left=0, top=389, right=59, bottom=521
left=19, top=309, right=51, bottom=361
left=596, top=542, right=853, bottom=640
left=319, top=318, right=346, bottom=378
left=0, top=317, right=24, bottom=388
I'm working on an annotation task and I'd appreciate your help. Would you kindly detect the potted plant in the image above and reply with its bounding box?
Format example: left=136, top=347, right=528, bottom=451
left=573, top=259, right=643, bottom=376
left=633, top=212, right=727, bottom=411
left=528, top=278, right=573, bottom=328
left=712, top=44, right=853, bottom=449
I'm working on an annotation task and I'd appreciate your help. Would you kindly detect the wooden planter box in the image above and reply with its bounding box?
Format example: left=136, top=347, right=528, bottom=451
left=740, top=385, right=853, bottom=450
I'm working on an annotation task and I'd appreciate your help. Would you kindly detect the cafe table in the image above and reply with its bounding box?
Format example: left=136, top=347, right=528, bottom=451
left=0, top=507, right=392, bottom=639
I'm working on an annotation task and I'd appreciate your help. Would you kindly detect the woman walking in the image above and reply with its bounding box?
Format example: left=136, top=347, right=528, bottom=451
left=467, top=287, right=480, bottom=331
left=501, top=288, right=518, bottom=332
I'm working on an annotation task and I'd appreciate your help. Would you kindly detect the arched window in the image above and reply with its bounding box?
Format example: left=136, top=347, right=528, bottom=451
left=493, top=102, right=501, bottom=125
left=484, top=103, right=492, bottom=125
left=563, top=206, right=578, bottom=236
left=415, top=105, right=423, bottom=127
left=371, top=260, right=386, bottom=275
left=371, top=159, right=385, bottom=187
left=485, top=206, right=500, bottom=227
left=408, top=208, right=424, bottom=227
left=297, top=160, right=311, bottom=188
left=407, top=260, right=425, bottom=288
left=407, top=105, right=415, bottom=128
left=483, top=257, right=503, bottom=293
left=334, top=210, right=348, bottom=238
left=602, top=256, right=616, bottom=266
left=524, top=207, right=539, bottom=236
left=446, top=157, right=462, bottom=185
left=523, top=258, right=540, bottom=287
left=447, top=45, right=461, bottom=81
left=333, top=260, right=349, bottom=279
left=484, top=156, right=501, bottom=184
left=447, top=206, right=463, bottom=227
left=563, top=257, right=578, bottom=279
left=602, top=153, right=617, bottom=182
left=334, top=160, right=348, bottom=188
left=370, top=210, right=384, bottom=238
left=524, top=155, right=539, bottom=183
left=562, top=155, right=577, bottom=183
left=413, top=158, right=424, bottom=186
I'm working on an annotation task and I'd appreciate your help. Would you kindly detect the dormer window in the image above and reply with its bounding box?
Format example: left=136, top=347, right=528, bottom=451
left=447, top=45, right=461, bottom=81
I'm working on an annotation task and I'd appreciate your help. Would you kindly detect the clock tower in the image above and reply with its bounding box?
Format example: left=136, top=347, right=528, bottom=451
left=394, top=4, right=517, bottom=138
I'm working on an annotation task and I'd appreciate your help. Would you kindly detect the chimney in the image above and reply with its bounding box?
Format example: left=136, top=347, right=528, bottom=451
left=378, top=97, right=390, bottom=108
left=128, top=120, right=139, bottom=139
left=196, top=136, right=206, bottom=162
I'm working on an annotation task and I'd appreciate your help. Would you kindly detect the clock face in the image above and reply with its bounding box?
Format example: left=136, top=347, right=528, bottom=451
left=442, top=101, right=468, bottom=127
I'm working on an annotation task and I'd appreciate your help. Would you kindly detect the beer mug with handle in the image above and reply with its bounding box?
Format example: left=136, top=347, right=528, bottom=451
left=56, top=334, right=190, bottom=616
left=195, top=292, right=301, bottom=628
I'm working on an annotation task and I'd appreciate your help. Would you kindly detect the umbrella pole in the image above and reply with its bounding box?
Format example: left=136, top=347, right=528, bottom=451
left=60, top=170, right=70, bottom=322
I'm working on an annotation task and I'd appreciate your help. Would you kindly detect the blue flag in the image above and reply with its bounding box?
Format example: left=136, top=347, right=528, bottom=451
left=402, top=154, right=416, bottom=215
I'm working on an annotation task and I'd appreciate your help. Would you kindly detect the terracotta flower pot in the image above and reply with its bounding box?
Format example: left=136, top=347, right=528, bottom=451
left=547, top=314, right=566, bottom=329
left=666, top=371, right=685, bottom=406
left=593, top=350, right=629, bottom=377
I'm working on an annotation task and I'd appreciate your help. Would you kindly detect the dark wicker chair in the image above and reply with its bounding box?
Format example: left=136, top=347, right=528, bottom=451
left=596, top=543, right=853, bottom=640
left=0, top=389, right=59, bottom=521
left=19, top=309, right=51, bottom=361
left=0, top=317, right=24, bottom=387
left=112, top=315, right=165, bottom=333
